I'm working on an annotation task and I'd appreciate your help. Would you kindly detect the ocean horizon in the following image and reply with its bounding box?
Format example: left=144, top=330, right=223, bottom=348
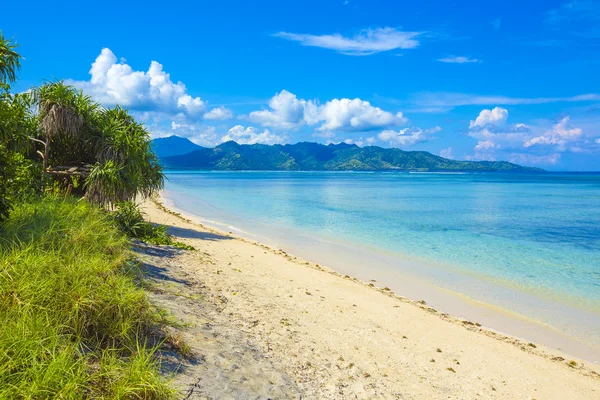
left=162, top=170, right=600, bottom=361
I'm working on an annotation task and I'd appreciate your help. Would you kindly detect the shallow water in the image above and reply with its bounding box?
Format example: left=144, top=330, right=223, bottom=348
left=163, top=171, right=600, bottom=360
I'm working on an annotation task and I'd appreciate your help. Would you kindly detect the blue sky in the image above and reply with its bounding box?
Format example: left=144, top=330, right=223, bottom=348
left=2, top=0, right=600, bottom=170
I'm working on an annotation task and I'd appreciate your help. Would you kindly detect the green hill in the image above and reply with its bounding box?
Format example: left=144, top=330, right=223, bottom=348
left=155, top=137, right=543, bottom=172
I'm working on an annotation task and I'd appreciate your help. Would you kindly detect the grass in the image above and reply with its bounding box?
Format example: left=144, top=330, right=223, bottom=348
left=0, top=196, right=174, bottom=398
left=112, top=201, right=194, bottom=250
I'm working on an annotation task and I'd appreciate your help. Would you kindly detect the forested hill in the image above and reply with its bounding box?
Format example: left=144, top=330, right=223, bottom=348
left=154, top=136, right=543, bottom=172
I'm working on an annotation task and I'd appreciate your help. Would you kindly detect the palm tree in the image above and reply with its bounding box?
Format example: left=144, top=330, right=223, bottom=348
left=0, top=31, right=21, bottom=84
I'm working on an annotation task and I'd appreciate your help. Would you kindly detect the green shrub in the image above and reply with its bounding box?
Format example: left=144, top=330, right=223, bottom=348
left=0, top=196, right=174, bottom=398
left=112, top=201, right=175, bottom=246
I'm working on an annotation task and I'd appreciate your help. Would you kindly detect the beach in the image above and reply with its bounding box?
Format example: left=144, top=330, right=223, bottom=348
left=140, top=197, right=600, bottom=399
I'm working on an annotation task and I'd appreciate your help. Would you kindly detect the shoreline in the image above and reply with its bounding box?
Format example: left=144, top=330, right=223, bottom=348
left=157, top=192, right=600, bottom=365
left=140, top=195, right=600, bottom=398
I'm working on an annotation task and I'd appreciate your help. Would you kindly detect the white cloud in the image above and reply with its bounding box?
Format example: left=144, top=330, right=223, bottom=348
left=438, top=56, right=480, bottom=64
left=523, top=116, right=583, bottom=148
left=466, top=108, right=533, bottom=161
left=221, top=125, right=287, bottom=145
left=475, top=140, right=498, bottom=150
left=366, top=137, right=378, bottom=145
left=69, top=48, right=206, bottom=119
left=248, top=90, right=310, bottom=129
left=342, top=137, right=372, bottom=147
left=168, top=121, right=218, bottom=147
left=317, top=98, right=407, bottom=131
left=509, top=153, right=561, bottom=166
left=203, top=107, right=234, bottom=120
left=408, top=92, right=600, bottom=112
left=378, top=126, right=441, bottom=146
left=596, top=138, right=600, bottom=144
left=248, top=90, right=407, bottom=132
left=273, top=27, right=421, bottom=56
left=470, top=107, right=509, bottom=128
left=439, top=147, right=454, bottom=159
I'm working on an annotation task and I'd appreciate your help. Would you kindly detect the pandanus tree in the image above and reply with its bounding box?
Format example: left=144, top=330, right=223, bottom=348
left=84, top=106, right=164, bottom=206
left=30, top=82, right=164, bottom=207
left=1, top=30, right=162, bottom=214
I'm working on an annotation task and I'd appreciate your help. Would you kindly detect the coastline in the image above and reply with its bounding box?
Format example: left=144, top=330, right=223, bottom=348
left=140, top=194, right=600, bottom=398
left=158, top=191, right=600, bottom=365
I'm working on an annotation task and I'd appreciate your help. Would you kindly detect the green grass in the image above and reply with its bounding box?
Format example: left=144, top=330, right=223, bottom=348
left=112, top=201, right=194, bottom=250
left=0, top=196, right=174, bottom=399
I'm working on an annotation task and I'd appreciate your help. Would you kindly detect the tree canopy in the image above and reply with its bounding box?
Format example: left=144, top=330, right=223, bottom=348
left=0, top=31, right=163, bottom=220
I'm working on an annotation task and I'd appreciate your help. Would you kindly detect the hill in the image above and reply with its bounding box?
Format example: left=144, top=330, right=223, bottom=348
left=155, top=138, right=543, bottom=172
left=151, top=135, right=202, bottom=158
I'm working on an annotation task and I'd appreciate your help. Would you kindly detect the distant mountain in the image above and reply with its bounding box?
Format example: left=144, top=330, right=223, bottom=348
left=155, top=137, right=543, bottom=172
left=151, top=136, right=202, bottom=158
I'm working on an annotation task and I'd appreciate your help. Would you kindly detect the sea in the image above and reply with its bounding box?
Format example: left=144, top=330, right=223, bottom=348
left=162, top=171, right=600, bottom=362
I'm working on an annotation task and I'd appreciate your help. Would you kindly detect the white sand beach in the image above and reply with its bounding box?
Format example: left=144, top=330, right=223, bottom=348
left=140, top=197, right=600, bottom=399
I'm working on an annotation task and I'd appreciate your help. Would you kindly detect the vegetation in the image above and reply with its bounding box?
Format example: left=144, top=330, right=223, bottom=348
left=156, top=137, right=544, bottom=172
left=0, top=31, right=176, bottom=397
left=113, top=201, right=194, bottom=250
left=0, top=197, right=173, bottom=398
left=31, top=83, right=164, bottom=207
left=1, top=33, right=163, bottom=221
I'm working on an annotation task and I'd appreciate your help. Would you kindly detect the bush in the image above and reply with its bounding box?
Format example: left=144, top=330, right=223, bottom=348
left=112, top=201, right=173, bottom=245
left=0, top=196, right=174, bottom=398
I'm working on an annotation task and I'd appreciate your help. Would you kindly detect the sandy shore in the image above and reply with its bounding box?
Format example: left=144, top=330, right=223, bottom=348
left=140, top=197, right=600, bottom=399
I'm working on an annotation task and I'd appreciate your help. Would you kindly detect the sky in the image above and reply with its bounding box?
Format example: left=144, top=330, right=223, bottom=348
left=2, top=0, right=600, bottom=170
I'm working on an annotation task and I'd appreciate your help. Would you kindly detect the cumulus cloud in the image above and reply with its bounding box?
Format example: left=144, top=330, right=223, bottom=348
left=203, top=106, right=234, bottom=120
left=248, top=90, right=310, bottom=129
left=69, top=48, right=206, bottom=119
left=438, top=56, right=480, bottom=64
left=273, top=27, right=421, bottom=56
left=221, top=125, right=287, bottom=145
left=248, top=90, right=406, bottom=132
left=465, top=107, right=590, bottom=165
left=523, top=116, right=583, bottom=148
left=317, top=98, right=407, bottom=131
left=474, top=140, right=498, bottom=150
left=378, top=126, right=441, bottom=146
left=469, top=107, right=509, bottom=128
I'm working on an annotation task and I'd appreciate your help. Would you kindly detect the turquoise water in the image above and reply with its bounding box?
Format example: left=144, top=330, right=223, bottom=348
left=163, top=171, right=600, bottom=355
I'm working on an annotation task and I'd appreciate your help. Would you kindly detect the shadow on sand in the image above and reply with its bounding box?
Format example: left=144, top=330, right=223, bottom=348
left=166, top=225, right=233, bottom=241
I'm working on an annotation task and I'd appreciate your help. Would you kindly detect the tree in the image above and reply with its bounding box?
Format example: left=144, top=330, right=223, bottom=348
left=1, top=31, right=163, bottom=219
left=0, top=32, right=20, bottom=85
left=0, top=32, right=25, bottom=221
left=30, top=82, right=164, bottom=207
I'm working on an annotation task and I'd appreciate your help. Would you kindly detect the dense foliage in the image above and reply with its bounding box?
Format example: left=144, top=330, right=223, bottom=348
left=157, top=137, right=543, bottom=172
left=0, top=197, right=173, bottom=398
left=0, top=32, right=163, bottom=222
left=113, top=201, right=173, bottom=245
